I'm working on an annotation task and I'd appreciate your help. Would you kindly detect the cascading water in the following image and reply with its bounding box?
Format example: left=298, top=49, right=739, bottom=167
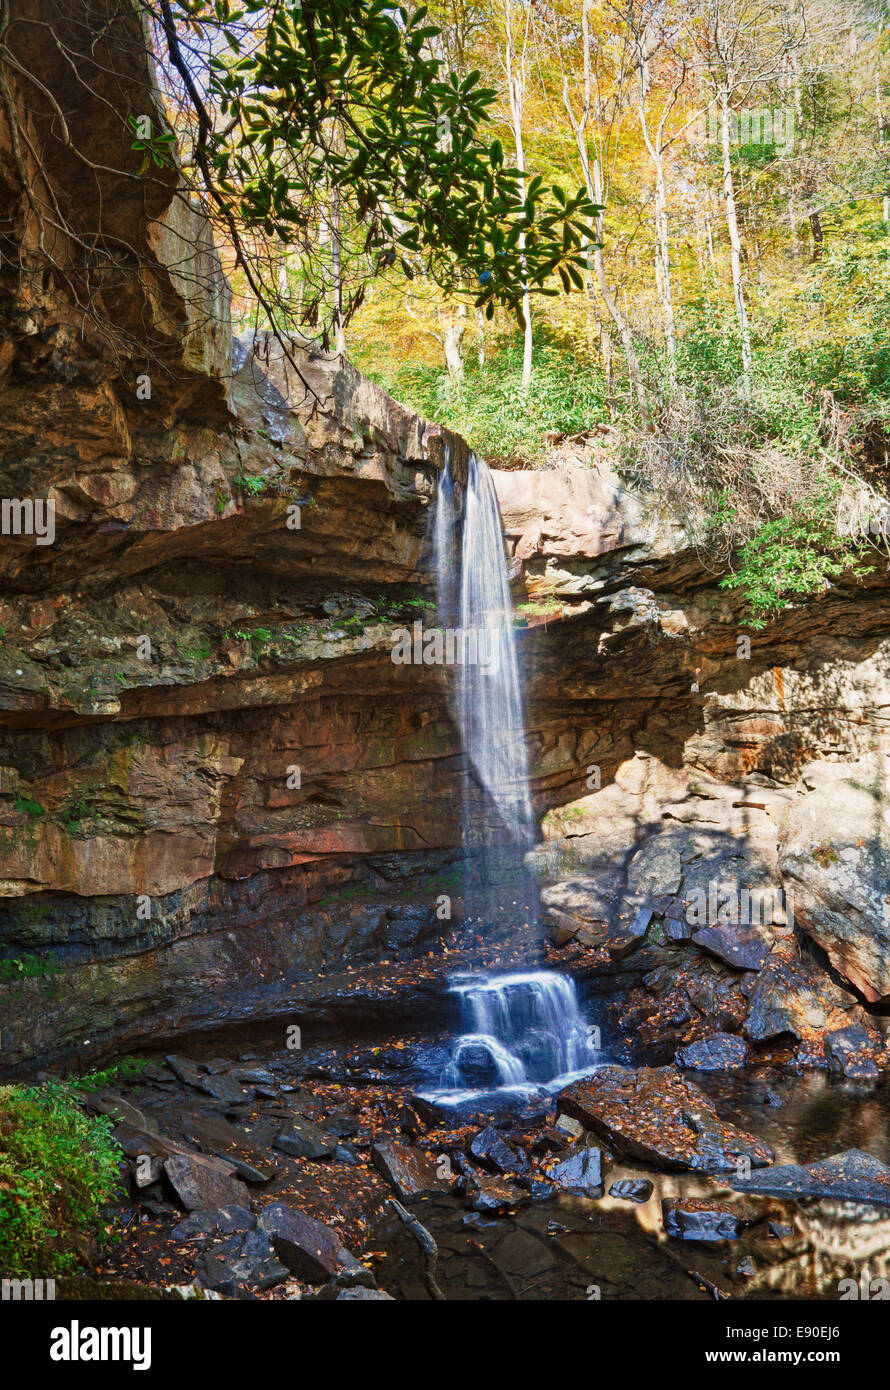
left=425, top=448, right=602, bottom=1105
left=421, top=971, right=598, bottom=1106
left=432, top=449, right=533, bottom=847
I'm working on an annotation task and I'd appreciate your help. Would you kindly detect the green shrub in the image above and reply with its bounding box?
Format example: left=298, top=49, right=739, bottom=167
left=0, top=1083, right=122, bottom=1276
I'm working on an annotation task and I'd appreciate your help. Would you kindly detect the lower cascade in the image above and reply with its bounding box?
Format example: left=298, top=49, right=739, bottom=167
left=422, top=970, right=600, bottom=1105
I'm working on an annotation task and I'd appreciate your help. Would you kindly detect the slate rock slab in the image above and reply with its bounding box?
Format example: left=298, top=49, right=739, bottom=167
left=662, top=1197, right=753, bottom=1241
left=609, top=1178, right=654, bottom=1203
left=196, top=1230, right=288, bottom=1293
left=545, top=1145, right=603, bottom=1195
left=274, top=1118, right=336, bottom=1160
left=257, top=1201, right=355, bottom=1283
left=371, top=1140, right=449, bottom=1200
left=163, top=1154, right=245, bottom=1212
left=558, top=1065, right=773, bottom=1173
left=732, top=1149, right=890, bottom=1206
left=675, top=1033, right=750, bottom=1072
left=692, top=924, right=772, bottom=972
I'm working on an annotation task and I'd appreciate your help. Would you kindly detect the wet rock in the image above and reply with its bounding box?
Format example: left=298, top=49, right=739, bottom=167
left=334, top=1144, right=359, bottom=1166
left=466, top=1175, right=529, bottom=1214
left=196, top=1230, right=288, bottom=1293
left=545, top=1145, right=603, bottom=1196
left=736, top=1257, right=756, bottom=1276
left=532, top=1127, right=569, bottom=1155
left=518, top=1176, right=557, bottom=1200
left=558, top=1065, right=773, bottom=1173
left=662, top=1197, right=752, bottom=1241
left=824, top=1024, right=880, bottom=1079
left=332, top=1287, right=395, bottom=1300
left=257, top=1201, right=358, bottom=1283
left=768, top=1222, right=793, bottom=1238
left=555, top=1114, right=584, bottom=1141
left=468, top=1126, right=529, bottom=1176
left=743, top=954, right=856, bottom=1042
left=675, top=1033, right=749, bottom=1071
left=370, top=1140, right=449, bottom=1201
left=691, top=924, right=772, bottom=972
left=273, top=1118, right=336, bottom=1161
left=163, top=1154, right=246, bottom=1211
left=665, top=916, right=694, bottom=942
left=234, top=1067, right=276, bottom=1086
left=608, top=1179, right=653, bottom=1203
left=733, top=1149, right=890, bottom=1206
left=171, top=1205, right=256, bottom=1241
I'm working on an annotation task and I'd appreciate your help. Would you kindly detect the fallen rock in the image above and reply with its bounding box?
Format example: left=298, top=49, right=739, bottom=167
left=732, top=1149, right=890, bottom=1206
left=199, top=1074, right=252, bottom=1107
left=468, top=1126, right=528, bottom=1176
left=163, top=1154, right=246, bottom=1212
left=166, top=1055, right=205, bottom=1089
left=257, top=1202, right=357, bottom=1283
left=196, top=1230, right=288, bottom=1294
left=558, top=1065, right=773, bottom=1172
left=824, top=1024, right=880, bottom=1079
left=545, top=1145, right=603, bottom=1195
left=743, top=954, right=856, bottom=1042
left=370, top=1140, right=449, bottom=1201
left=171, top=1205, right=256, bottom=1241
left=466, top=1175, right=529, bottom=1214
left=273, top=1118, right=336, bottom=1160
left=662, top=1197, right=752, bottom=1241
left=675, top=1033, right=749, bottom=1072
left=691, top=924, right=772, bottom=972
left=608, top=1178, right=653, bottom=1203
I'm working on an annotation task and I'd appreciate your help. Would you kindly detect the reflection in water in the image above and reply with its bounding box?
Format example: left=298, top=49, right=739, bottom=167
left=369, top=1069, right=890, bottom=1300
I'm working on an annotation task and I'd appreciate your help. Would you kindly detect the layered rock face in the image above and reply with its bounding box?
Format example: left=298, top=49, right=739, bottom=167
left=1, top=0, right=889, bottom=1072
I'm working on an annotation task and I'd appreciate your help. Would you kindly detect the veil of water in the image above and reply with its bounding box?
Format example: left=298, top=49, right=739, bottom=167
left=426, top=448, right=601, bottom=1105
left=432, top=449, right=533, bottom=842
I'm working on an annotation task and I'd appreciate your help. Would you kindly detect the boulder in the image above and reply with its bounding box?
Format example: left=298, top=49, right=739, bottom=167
left=824, top=1024, right=881, bottom=1079
left=675, top=1033, right=749, bottom=1071
left=257, top=1202, right=357, bottom=1283
left=691, top=924, right=772, bottom=972
left=163, top=1154, right=246, bottom=1211
left=273, top=1119, right=336, bottom=1160
left=545, top=1146, right=603, bottom=1195
left=779, top=757, right=890, bottom=1002
left=608, top=1178, right=653, bottom=1203
left=558, top=1065, right=773, bottom=1172
left=732, top=1149, right=890, bottom=1206
left=196, top=1230, right=289, bottom=1294
left=662, top=1197, right=752, bottom=1241
left=468, top=1126, right=529, bottom=1176
left=370, top=1140, right=450, bottom=1200
left=743, top=954, right=856, bottom=1042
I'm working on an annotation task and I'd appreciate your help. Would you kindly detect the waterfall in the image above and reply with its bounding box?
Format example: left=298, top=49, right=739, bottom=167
left=424, top=447, right=602, bottom=1105
left=432, top=449, right=533, bottom=845
left=422, top=971, right=598, bottom=1103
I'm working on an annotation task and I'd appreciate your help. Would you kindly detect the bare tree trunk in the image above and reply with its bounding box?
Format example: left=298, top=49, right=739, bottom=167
left=719, top=87, right=752, bottom=394
left=443, top=303, right=467, bottom=382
